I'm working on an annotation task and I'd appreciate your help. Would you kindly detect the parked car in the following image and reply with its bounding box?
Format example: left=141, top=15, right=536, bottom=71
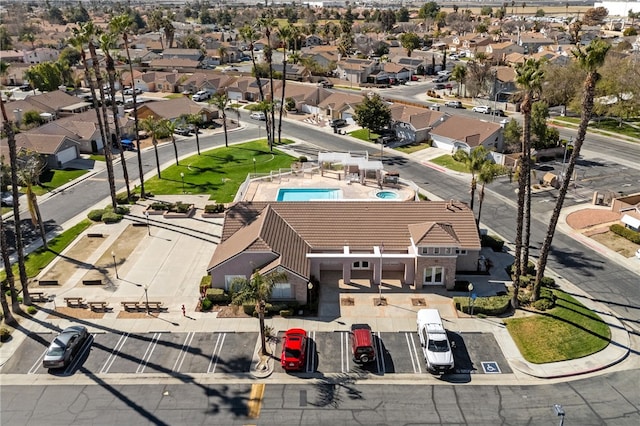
left=417, top=309, right=454, bottom=374
left=123, top=87, right=142, bottom=95
left=437, top=70, right=452, bottom=77
left=42, top=325, right=89, bottom=369
left=434, top=83, right=446, bottom=90
left=281, top=328, right=307, bottom=371
left=250, top=111, right=266, bottom=120
left=319, top=80, right=333, bottom=88
left=472, top=105, right=492, bottom=114
left=19, top=83, right=31, bottom=92
left=350, top=324, right=375, bottom=364
left=444, top=100, right=463, bottom=108
left=174, top=127, right=191, bottom=136
left=1, top=192, right=14, bottom=206
left=493, top=109, right=507, bottom=117
left=192, top=90, right=211, bottom=102
left=411, top=75, right=419, bottom=81
left=331, top=118, right=347, bottom=128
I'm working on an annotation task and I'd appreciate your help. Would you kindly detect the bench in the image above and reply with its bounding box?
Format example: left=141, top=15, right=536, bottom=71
left=82, top=279, right=103, bottom=286
left=88, top=301, right=110, bottom=312
left=64, top=297, right=85, bottom=308
left=121, top=301, right=140, bottom=312
left=141, top=301, right=163, bottom=312
left=31, top=292, right=49, bottom=303
left=39, top=280, right=59, bottom=286
left=87, top=233, right=103, bottom=238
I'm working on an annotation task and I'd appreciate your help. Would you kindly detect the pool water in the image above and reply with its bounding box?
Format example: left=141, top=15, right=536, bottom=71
left=277, top=188, right=342, bottom=201
left=376, top=191, right=399, bottom=199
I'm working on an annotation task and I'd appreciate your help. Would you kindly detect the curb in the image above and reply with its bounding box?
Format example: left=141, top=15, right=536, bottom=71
left=250, top=338, right=277, bottom=379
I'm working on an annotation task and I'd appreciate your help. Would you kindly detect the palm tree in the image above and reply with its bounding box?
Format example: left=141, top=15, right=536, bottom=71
left=230, top=270, right=288, bottom=356
left=276, top=24, right=293, bottom=144
left=0, top=212, right=18, bottom=325
left=512, top=58, right=544, bottom=308
left=183, top=113, right=203, bottom=155
left=258, top=16, right=278, bottom=151
left=533, top=39, right=610, bottom=300
left=209, top=92, right=230, bottom=147
left=110, top=14, right=145, bottom=198
left=100, top=31, right=132, bottom=202
left=217, top=46, right=228, bottom=65
left=453, top=146, right=490, bottom=212
left=140, top=116, right=164, bottom=178
left=240, top=24, right=270, bottom=144
left=160, top=119, right=180, bottom=166
left=15, top=151, right=47, bottom=249
left=451, top=64, right=467, bottom=97
left=476, top=163, right=500, bottom=226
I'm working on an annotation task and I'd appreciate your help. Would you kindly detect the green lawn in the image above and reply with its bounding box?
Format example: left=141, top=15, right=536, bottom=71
left=552, top=117, right=640, bottom=139
left=349, top=128, right=378, bottom=142
left=430, top=155, right=470, bottom=173
left=140, top=140, right=296, bottom=203
left=0, top=219, right=92, bottom=287
left=505, top=290, right=611, bottom=363
left=32, top=168, right=88, bottom=196
left=395, top=141, right=431, bottom=154
left=88, top=154, right=105, bottom=162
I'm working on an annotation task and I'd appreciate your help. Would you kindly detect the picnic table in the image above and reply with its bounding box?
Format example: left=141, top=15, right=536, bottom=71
left=30, top=292, right=49, bottom=303
left=88, top=301, right=110, bottom=312
left=64, top=297, right=85, bottom=308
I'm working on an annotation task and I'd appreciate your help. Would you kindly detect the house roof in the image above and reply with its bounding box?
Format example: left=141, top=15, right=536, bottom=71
left=389, top=104, right=444, bottom=130
left=430, top=115, right=502, bottom=147
left=137, top=97, right=213, bottom=120
left=1, top=133, right=79, bottom=155
left=212, top=201, right=480, bottom=274
left=318, top=92, right=365, bottom=111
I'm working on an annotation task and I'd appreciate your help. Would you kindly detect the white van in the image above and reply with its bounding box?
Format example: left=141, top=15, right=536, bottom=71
left=416, top=309, right=454, bottom=374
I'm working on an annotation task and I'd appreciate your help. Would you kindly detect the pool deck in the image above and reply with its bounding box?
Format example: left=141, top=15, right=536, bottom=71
left=242, top=171, right=416, bottom=202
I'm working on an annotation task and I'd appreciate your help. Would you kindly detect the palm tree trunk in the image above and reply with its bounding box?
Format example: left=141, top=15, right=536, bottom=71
left=533, top=72, right=597, bottom=299
left=152, top=140, right=161, bottom=179
left=123, top=36, right=145, bottom=198
left=258, top=301, right=268, bottom=356
left=222, top=111, right=229, bottom=147
left=277, top=59, right=287, bottom=144
left=0, top=204, right=19, bottom=323
left=171, top=136, right=179, bottom=166
left=477, top=185, right=485, bottom=226
left=106, top=60, right=131, bottom=201
left=469, top=177, right=476, bottom=211
left=523, top=165, right=532, bottom=268
left=30, top=192, right=47, bottom=250
left=194, top=124, right=201, bottom=155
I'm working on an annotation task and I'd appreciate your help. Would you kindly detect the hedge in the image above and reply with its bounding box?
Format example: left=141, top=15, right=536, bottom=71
left=206, top=288, right=231, bottom=304
left=610, top=224, right=640, bottom=244
left=201, top=298, right=213, bottom=311
left=454, top=293, right=511, bottom=316
left=481, top=234, right=504, bottom=252
left=88, top=209, right=105, bottom=221
left=101, top=211, right=122, bottom=223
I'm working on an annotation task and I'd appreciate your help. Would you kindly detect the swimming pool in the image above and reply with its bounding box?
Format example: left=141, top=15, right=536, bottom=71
left=375, top=190, right=399, bottom=200
left=277, top=188, right=342, bottom=201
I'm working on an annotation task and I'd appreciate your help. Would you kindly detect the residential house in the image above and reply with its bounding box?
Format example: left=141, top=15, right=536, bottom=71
left=389, top=104, right=445, bottom=144
left=279, top=81, right=333, bottom=115
left=136, top=96, right=218, bottom=123
left=518, top=32, right=555, bottom=55
left=383, top=62, right=412, bottom=82
left=429, top=115, right=504, bottom=153
left=206, top=200, right=481, bottom=303
left=304, top=35, right=324, bottom=47
left=0, top=132, right=80, bottom=168
left=271, top=63, right=311, bottom=82
left=486, top=41, right=524, bottom=64
left=179, top=73, right=234, bottom=96
left=23, top=47, right=59, bottom=64
left=302, top=46, right=339, bottom=70
left=335, top=57, right=379, bottom=85
left=225, top=76, right=271, bottom=103
left=317, top=91, right=365, bottom=124
left=5, top=90, right=89, bottom=123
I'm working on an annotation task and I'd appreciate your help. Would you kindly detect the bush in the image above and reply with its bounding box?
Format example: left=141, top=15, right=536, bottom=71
left=540, top=276, right=556, bottom=288
left=27, top=305, right=38, bottom=314
left=149, top=202, right=169, bottom=211
left=101, top=211, right=122, bottom=223
left=279, top=309, right=293, bottom=317
left=299, top=156, right=308, bottom=163
left=610, top=224, right=640, bottom=244
left=204, top=203, right=225, bottom=213
left=0, top=327, right=11, bottom=342
left=206, top=288, right=231, bottom=304
left=481, top=234, right=504, bottom=252
left=116, top=192, right=130, bottom=205
left=201, top=298, right=213, bottom=311
left=533, top=298, right=555, bottom=311
left=199, top=276, right=211, bottom=293
left=454, top=292, right=511, bottom=316
left=174, top=202, right=191, bottom=213
left=510, top=261, right=535, bottom=277
left=242, top=302, right=256, bottom=316
left=87, top=209, right=105, bottom=221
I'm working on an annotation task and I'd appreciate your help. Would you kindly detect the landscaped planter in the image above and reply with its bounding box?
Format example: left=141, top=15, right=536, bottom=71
left=145, top=203, right=170, bottom=215
left=202, top=203, right=226, bottom=218
left=163, top=204, right=196, bottom=218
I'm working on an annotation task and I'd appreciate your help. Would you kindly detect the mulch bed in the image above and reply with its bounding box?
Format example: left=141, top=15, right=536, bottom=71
left=213, top=305, right=251, bottom=318
left=411, top=298, right=427, bottom=306
left=341, top=297, right=355, bottom=306
left=49, top=307, right=105, bottom=320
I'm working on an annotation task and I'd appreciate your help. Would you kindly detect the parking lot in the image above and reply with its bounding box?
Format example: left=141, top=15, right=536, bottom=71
left=2, top=329, right=510, bottom=378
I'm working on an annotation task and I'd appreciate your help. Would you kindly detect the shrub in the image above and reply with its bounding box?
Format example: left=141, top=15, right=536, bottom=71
left=149, top=202, right=169, bottom=211
left=242, top=302, right=256, bottom=316
left=115, top=206, right=130, bottom=215
left=199, top=276, right=211, bottom=293
left=87, top=209, right=105, bottom=221
left=174, top=202, right=191, bottom=213
left=481, top=234, right=504, bottom=252
left=0, top=327, right=10, bottom=342
left=610, top=224, right=640, bottom=244
left=299, top=155, right=308, bottom=163
left=204, top=203, right=225, bottom=213
left=540, top=276, right=556, bottom=288
left=533, top=298, right=555, bottom=311
left=116, top=192, right=130, bottom=205
left=201, top=298, right=213, bottom=311
left=454, top=292, right=511, bottom=316
left=510, top=261, right=535, bottom=277
left=101, top=211, right=122, bottom=223
left=27, top=305, right=38, bottom=314
left=206, top=288, right=231, bottom=304
left=280, top=309, right=293, bottom=317
left=519, top=275, right=531, bottom=287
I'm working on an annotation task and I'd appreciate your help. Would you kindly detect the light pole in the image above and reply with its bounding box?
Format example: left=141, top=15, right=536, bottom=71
left=377, top=243, right=384, bottom=306
left=143, top=284, right=150, bottom=315
left=467, top=282, right=474, bottom=315
left=307, top=281, right=314, bottom=308
left=253, top=157, right=256, bottom=174
left=111, top=251, right=119, bottom=279
left=553, top=404, right=565, bottom=426
left=180, top=172, right=185, bottom=193
left=145, top=211, right=150, bottom=236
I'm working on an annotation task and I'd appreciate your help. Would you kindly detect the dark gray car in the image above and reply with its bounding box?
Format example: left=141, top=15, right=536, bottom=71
left=43, top=325, right=89, bottom=369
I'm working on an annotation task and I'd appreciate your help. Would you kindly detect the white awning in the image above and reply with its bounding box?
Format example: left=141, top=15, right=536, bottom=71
left=621, top=214, right=640, bottom=230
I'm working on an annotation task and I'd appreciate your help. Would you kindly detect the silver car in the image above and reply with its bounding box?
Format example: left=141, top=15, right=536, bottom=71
left=43, top=325, right=89, bottom=369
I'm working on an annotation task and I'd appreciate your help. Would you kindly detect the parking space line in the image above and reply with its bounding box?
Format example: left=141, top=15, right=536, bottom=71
left=28, top=349, right=48, bottom=375
left=207, top=332, right=226, bottom=374
left=64, top=335, right=94, bottom=375
left=171, top=331, right=195, bottom=373
left=100, top=332, right=129, bottom=374
left=305, top=331, right=316, bottom=373
left=404, top=332, right=422, bottom=374
left=375, top=332, right=385, bottom=374
left=340, top=332, right=350, bottom=373
left=136, top=332, right=161, bottom=374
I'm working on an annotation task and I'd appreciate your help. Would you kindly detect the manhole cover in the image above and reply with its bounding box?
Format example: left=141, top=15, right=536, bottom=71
left=411, top=298, right=426, bottom=306
left=341, top=297, right=354, bottom=306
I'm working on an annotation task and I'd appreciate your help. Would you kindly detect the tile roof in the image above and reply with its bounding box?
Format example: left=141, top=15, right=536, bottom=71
left=389, top=104, right=444, bottom=130
left=137, top=97, right=213, bottom=120
left=430, top=115, right=501, bottom=146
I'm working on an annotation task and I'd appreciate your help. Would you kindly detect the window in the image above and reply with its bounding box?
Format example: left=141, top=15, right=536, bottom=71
left=455, top=249, right=467, bottom=255
left=420, top=247, right=429, bottom=255
left=444, top=248, right=452, bottom=255
left=224, top=275, right=246, bottom=291
left=424, top=267, right=444, bottom=285
left=353, top=261, right=370, bottom=269
left=271, top=283, right=292, bottom=300
left=433, top=248, right=440, bottom=255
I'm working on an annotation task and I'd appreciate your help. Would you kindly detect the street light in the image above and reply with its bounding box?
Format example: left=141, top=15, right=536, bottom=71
left=553, top=404, right=566, bottom=426
left=180, top=172, right=185, bottom=193
left=145, top=211, right=150, bottom=236
left=143, top=284, right=150, bottom=315
left=307, top=281, right=314, bottom=307
left=111, top=251, right=119, bottom=279
left=377, top=243, right=385, bottom=306
left=253, top=157, right=256, bottom=174
left=467, top=282, right=474, bottom=315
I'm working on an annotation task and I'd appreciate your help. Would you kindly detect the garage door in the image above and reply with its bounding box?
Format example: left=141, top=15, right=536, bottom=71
left=56, top=146, right=78, bottom=165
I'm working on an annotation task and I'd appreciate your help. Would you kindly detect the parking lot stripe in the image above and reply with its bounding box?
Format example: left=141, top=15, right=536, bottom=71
left=305, top=331, right=316, bottom=373
left=28, top=348, right=48, bottom=374
left=207, top=332, right=226, bottom=374
left=100, top=332, right=129, bottom=374
left=247, top=383, right=266, bottom=419
left=171, top=331, right=195, bottom=373
left=404, top=332, right=422, bottom=374
left=340, top=332, right=350, bottom=373
left=136, top=332, right=161, bottom=374
left=375, top=332, right=385, bottom=374
left=64, top=335, right=94, bottom=375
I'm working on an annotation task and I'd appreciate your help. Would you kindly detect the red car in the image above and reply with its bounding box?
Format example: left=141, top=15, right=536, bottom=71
left=281, top=328, right=307, bottom=371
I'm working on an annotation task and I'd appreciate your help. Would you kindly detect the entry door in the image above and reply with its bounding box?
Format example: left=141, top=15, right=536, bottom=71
left=423, top=267, right=444, bottom=285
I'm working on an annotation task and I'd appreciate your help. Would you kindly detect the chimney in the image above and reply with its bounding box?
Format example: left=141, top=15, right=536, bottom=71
left=13, top=109, right=22, bottom=126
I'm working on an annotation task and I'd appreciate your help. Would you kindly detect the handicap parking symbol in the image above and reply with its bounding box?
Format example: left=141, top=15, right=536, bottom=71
left=481, top=361, right=501, bottom=374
